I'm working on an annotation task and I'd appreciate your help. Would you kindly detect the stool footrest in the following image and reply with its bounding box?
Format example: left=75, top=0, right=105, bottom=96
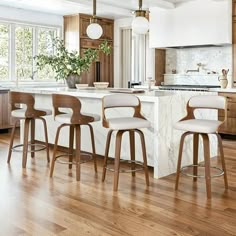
left=55, top=151, right=93, bottom=165
left=181, top=164, right=224, bottom=178
left=106, top=159, right=144, bottom=173
left=12, top=143, right=46, bottom=153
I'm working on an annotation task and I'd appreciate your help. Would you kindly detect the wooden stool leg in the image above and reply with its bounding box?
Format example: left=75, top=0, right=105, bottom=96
left=7, top=121, right=18, bottom=164
left=102, top=130, right=113, bottom=182
left=50, top=124, right=64, bottom=178
left=69, top=125, right=74, bottom=169
left=31, top=119, right=35, bottom=158
left=201, top=134, right=212, bottom=199
left=113, top=130, right=123, bottom=191
left=136, top=129, right=149, bottom=186
left=22, top=118, right=30, bottom=168
left=216, top=133, right=228, bottom=189
left=75, top=125, right=81, bottom=181
left=175, top=132, right=189, bottom=190
left=87, top=124, right=97, bottom=173
left=129, top=130, right=135, bottom=177
left=39, top=117, right=50, bottom=163
left=193, top=133, right=199, bottom=182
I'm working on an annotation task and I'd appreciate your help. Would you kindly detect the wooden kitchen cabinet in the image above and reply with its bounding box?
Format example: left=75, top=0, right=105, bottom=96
left=0, top=91, right=14, bottom=130
left=218, top=92, right=236, bottom=135
left=64, top=14, right=114, bottom=87
left=232, top=1, right=236, bottom=85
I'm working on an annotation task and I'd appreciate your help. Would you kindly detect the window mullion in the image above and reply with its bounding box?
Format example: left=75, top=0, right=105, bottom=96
left=10, top=24, right=16, bottom=83
left=33, top=27, right=38, bottom=80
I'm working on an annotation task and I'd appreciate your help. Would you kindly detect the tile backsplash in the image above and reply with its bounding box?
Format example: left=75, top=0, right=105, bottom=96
left=165, top=45, right=232, bottom=75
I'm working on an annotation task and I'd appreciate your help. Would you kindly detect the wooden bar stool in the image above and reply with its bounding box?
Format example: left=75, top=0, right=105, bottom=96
left=50, top=94, right=99, bottom=181
left=174, top=95, right=228, bottom=198
left=7, top=91, right=51, bottom=168
left=102, top=94, right=150, bottom=191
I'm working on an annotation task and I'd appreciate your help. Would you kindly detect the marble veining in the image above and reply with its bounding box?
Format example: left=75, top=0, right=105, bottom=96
left=12, top=88, right=218, bottom=179
left=165, top=45, right=232, bottom=87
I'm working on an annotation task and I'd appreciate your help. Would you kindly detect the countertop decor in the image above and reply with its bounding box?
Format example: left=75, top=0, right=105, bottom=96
left=35, top=38, right=111, bottom=88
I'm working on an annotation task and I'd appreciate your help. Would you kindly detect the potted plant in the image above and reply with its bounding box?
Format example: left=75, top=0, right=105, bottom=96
left=35, top=38, right=111, bottom=88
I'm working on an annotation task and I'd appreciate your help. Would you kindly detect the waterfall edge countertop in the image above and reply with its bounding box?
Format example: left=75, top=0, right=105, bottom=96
left=11, top=87, right=218, bottom=179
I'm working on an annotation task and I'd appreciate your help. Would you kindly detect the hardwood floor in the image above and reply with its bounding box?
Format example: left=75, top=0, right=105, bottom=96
left=0, top=130, right=236, bottom=235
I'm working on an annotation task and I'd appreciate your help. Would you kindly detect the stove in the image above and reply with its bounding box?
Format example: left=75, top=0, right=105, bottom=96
left=158, top=85, right=220, bottom=91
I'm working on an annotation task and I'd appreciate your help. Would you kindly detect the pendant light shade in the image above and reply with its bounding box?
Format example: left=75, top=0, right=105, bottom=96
left=86, top=0, right=103, bottom=40
left=86, top=22, right=103, bottom=40
left=132, top=0, right=149, bottom=34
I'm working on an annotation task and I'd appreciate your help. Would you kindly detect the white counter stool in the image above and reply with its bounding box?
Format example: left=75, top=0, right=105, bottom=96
left=50, top=94, right=99, bottom=181
left=102, top=94, right=150, bottom=191
left=7, top=91, right=51, bottom=168
left=174, top=95, right=228, bottom=199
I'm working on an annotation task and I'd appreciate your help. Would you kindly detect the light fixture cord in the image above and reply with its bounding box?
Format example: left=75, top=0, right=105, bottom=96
left=93, top=0, right=96, bottom=17
left=139, top=0, right=142, bottom=10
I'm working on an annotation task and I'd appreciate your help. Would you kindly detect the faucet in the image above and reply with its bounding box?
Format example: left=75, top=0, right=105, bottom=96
left=186, top=68, right=199, bottom=73
left=186, top=63, right=202, bottom=73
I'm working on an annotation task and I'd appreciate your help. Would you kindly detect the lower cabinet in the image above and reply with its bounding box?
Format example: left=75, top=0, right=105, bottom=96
left=0, top=90, right=14, bottom=130
left=218, top=92, right=236, bottom=135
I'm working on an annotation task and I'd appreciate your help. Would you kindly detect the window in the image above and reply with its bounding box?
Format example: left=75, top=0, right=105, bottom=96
left=0, top=21, right=60, bottom=82
left=0, top=24, right=9, bottom=80
left=37, top=27, right=57, bottom=80
left=15, top=25, right=33, bottom=80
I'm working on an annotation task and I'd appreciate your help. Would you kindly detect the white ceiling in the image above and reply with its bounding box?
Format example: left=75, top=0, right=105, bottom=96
left=0, top=0, right=197, bottom=19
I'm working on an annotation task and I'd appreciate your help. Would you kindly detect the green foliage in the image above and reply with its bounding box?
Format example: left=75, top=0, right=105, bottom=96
left=35, top=38, right=112, bottom=81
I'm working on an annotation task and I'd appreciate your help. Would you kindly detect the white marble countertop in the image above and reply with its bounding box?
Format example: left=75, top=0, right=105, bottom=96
left=15, top=86, right=219, bottom=179
left=134, top=85, right=236, bottom=93
left=11, top=87, right=177, bottom=102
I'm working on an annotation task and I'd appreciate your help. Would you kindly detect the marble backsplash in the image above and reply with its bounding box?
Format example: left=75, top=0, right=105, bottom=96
left=165, top=45, right=232, bottom=86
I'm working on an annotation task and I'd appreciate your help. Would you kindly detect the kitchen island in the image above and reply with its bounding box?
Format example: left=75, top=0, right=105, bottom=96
left=12, top=87, right=218, bottom=179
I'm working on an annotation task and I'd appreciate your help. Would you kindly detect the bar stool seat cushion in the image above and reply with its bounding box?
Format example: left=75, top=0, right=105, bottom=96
left=174, top=119, right=222, bottom=134
left=55, top=112, right=100, bottom=124
left=107, top=117, right=150, bottom=130
left=11, top=108, right=52, bottom=118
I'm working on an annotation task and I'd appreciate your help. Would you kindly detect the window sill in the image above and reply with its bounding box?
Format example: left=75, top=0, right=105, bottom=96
left=0, top=80, right=66, bottom=88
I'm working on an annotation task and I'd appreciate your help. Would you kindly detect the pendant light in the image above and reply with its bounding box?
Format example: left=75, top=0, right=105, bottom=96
left=132, top=0, right=149, bottom=34
left=86, top=0, right=103, bottom=40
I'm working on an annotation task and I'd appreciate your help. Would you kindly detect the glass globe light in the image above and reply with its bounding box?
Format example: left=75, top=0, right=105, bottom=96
left=86, top=23, right=103, bottom=40
left=132, top=16, right=149, bottom=34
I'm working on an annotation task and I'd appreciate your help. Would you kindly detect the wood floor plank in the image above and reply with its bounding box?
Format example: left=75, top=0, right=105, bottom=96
left=0, top=130, right=236, bottom=235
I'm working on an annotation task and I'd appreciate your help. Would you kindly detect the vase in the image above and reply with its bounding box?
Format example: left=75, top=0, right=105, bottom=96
left=218, top=75, right=228, bottom=89
left=66, top=74, right=81, bottom=88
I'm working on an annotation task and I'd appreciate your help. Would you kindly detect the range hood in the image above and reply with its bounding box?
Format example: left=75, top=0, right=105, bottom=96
left=166, top=44, right=227, bottom=49
left=149, top=0, right=231, bottom=48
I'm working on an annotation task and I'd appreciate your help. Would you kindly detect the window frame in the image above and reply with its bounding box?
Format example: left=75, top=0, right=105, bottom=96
left=0, top=22, right=10, bottom=81
left=0, top=19, right=61, bottom=84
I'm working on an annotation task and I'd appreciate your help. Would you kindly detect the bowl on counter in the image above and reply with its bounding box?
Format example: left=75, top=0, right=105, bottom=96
left=93, top=82, right=109, bottom=89
left=75, top=84, right=89, bottom=89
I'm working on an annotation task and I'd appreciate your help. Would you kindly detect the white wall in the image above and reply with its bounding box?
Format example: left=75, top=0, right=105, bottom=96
left=0, top=5, right=63, bottom=27
left=149, top=0, right=232, bottom=48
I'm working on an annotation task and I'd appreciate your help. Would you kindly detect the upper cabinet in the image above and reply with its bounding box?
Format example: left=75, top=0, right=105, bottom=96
left=149, top=0, right=232, bottom=48
left=64, top=14, right=114, bottom=87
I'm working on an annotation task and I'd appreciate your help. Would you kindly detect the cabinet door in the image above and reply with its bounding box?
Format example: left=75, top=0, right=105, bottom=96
left=100, top=20, right=113, bottom=40
left=218, top=92, right=236, bottom=134
left=80, top=47, right=113, bottom=87
left=79, top=14, right=114, bottom=41
left=80, top=16, right=90, bottom=38
left=99, top=50, right=113, bottom=86
left=0, top=92, right=13, bottom=129
left=233, top=1, right=236, bottom=16
left=80, top=47, right=96, bottom=86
